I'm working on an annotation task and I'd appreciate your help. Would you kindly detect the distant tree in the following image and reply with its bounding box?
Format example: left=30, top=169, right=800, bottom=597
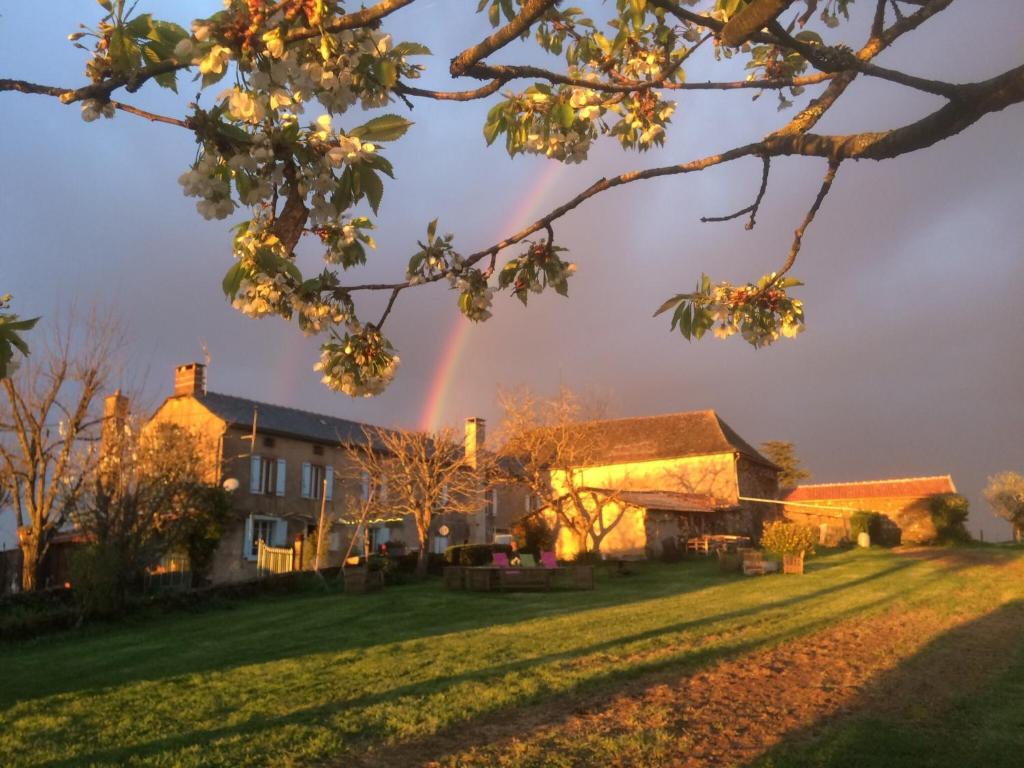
left=498, top=387, right=626, bottom=556
left=5, top=2, right=1021, bottom=395
left=0, top=311, right=119, bottom=591
left=983, top=472, right=1024, bottom=543
left=346, top=426, right=484, bottom=578
left=927, top=493, right=971, bottom=543
left=759, top=440, right=811, bottom=490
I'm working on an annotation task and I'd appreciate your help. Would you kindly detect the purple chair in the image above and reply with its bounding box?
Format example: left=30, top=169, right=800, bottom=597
left=491, top=552, right=510, bottom=568
left=540, top=551, right=559, bottom=569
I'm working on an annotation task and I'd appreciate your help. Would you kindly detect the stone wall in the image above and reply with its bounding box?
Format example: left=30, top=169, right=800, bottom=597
left=783, top=495, right=938, bottom=544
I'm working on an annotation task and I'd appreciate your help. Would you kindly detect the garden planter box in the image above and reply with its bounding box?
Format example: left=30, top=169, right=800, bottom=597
left=443, top=566, right=465, bottom=590
left=783, top=553, right=805, bottom=575
left=343, top=567, right=383, bottom=594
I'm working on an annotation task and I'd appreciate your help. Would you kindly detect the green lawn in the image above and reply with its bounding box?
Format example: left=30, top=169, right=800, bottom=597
left=2, top=548, right=1024, bottom=767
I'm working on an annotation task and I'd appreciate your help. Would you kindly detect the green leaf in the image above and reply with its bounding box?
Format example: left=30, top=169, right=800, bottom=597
left=653, top=294, right=684, bottom=317
left=222, top=262, right=246, bottom=298
left=365, top=153, right=395, bottom=178
left=125, top=13, right=153, bottom=38
left=391, top=41, right=432, bottom=57
left=359, top=165, right=384, bottom=214
left=427, top=218, right=438, bottom=241
left=553, top=102, right=575, bottom=129
left=374, top=59, right=398, bottom=88
left=350, top=114, right=413, bottom=142
left=483, top=119, right=501, bottom=146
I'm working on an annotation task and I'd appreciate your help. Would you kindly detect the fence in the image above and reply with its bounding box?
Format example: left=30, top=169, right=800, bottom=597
left=257, top=540, right=294, bottom=578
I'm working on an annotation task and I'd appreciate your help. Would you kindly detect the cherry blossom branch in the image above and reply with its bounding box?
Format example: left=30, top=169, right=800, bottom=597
left=776, top=158, right=841, bottom=279
left=450, top=0, right=560, bottom=77
left=700, top=155, right=771, bottom=230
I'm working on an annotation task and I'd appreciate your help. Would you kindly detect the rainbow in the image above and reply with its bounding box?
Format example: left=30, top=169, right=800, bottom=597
left=419, top=160, right=565, bottom=432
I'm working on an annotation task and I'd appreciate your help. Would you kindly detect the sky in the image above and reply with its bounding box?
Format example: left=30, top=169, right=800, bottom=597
left=1, top=1, right=1022, bottom=546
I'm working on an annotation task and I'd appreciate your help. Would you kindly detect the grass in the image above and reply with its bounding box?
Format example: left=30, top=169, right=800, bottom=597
left=2, top=547, right=1024, bottom=767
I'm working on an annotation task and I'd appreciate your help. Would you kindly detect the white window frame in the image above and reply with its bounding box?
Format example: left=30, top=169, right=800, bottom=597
left=243, top=514, right=287, bottom=560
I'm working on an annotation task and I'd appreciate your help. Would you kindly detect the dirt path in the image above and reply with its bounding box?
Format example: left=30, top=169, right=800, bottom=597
left=349, top=554, right=1024, bottom=768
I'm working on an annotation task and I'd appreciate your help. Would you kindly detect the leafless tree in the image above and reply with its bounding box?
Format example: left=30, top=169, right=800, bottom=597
left=0, top=309, right=121, bottom=591
left=497, top=387, right=627, bottom=556
left=345, top=426, right=485, bottom=577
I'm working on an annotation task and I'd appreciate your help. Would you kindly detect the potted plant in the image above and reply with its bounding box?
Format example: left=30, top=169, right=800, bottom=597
left=760, top=522, right=817, bottom=575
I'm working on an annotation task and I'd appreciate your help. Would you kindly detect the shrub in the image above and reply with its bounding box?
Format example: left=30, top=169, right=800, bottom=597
left=69, top=543, right=127, bottom=619
left=760, top=522, right=817, bottom=557
left=928, top=493, right=972, bottom=543
left=511, top=515, right=556, bottom=556
left=443, top=543, right=513, bottom=567
left=848, top=510, right=883, bottom=541
left=573, top=550, right=604, bottom=566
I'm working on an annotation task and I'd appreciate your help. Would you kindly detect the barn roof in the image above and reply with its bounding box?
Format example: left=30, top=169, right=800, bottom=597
left=564, top=410, right=776, bottom=468
left=783, top=475, right=956, bottom=502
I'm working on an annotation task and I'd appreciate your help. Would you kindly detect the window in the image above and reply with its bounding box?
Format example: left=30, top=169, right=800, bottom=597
left=244, top=515, right=286, bottom=560
left=250, top=455, right=285, bottom=496
left=313, top=444, right=324, bottom=456
left=302, top=462, right=333, bottom=501
left=360, top=470, right=371, bottom=501
left=262, top=436, right=276, bottom=448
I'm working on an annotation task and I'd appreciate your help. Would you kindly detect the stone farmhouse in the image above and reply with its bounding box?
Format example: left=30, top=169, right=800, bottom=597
left=498, top=411, right=781, bottom=560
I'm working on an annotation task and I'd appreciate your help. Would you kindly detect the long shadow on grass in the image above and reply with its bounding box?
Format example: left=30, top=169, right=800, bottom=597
left=1, top=556, right=884, bottom=706
left=32, top=561, right=920, bottom=767
left=747, top=599, right=1024, bottom=768
left=1, top=562, right=731, bottom=705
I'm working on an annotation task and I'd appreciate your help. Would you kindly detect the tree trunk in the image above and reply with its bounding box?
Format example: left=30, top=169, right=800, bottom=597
left=416, top=525, right=429, bottom=579
left=19, top=535, right=40, bottom=592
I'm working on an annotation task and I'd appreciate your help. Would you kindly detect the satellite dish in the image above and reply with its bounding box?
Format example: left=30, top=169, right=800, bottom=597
left=223, top=478, right=240, bottom=492
left=438, top=525, right=450, bottom=537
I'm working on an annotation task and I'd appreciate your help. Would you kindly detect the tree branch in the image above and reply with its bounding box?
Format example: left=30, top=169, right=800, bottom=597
left=451, top=0, right=560, bottom=77
left=701, top=155, right=772, bottom=230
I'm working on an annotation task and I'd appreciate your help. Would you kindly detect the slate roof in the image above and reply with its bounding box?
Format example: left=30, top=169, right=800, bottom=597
left=783, top=475, right=956, bottom=502
left=564, top=410, right=776, bottom=468
left=190, top=391, right=384, bottom=447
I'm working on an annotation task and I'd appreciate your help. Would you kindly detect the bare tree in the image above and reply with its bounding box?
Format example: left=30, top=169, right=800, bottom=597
left=497, top=387, right=627, bottom=556
left=346, top=427, right=485, bottom=578
left=983, top=471, right=1024, bottom=543
left=0, top=310, right=121, bottom=591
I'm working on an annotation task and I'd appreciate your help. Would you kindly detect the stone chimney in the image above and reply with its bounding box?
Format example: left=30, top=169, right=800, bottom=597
left=100, top=389, right=130, bottom=479
left=465, top=417, right=486, bottom=469
left=174, top=362, right=206, bottom=397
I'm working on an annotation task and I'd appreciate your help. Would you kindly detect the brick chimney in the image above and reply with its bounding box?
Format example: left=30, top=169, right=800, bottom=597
left=465, top=417, right=486, bottom=469
left=174, top=362, right=206, bottom=397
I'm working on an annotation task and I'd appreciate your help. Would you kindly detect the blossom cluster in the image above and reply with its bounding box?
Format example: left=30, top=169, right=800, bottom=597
left=315, top=327, right=399, bottom=397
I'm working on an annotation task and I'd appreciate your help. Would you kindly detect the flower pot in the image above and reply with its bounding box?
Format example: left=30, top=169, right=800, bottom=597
left=783, top=552, right=805, bottom=575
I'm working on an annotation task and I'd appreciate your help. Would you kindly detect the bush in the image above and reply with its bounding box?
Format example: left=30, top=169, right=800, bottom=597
left=760, top=522, right=817, bottom=557
left=848, top=510, right=883, bottom=541
left=511, top=515, right=556, bottom=556
left=928, top=493, right=972, bottom=543
left=443, top=543, right=513, bottom=567
left=573, top=550, right=604, bottom=566
left=69, top=543, right=127, bottom=619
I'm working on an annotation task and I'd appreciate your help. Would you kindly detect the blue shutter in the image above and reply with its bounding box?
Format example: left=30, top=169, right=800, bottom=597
left=325, top=466, right=334, bottom=501
left=275, top=458, right=286, bottom=497
left=249, top=455, right=262, bottom=494
left=243, top=515, right=254, bottom=559
left=301, top=462, right=312, bottom=498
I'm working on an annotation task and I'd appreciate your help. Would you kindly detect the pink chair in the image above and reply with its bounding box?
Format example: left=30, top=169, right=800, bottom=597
left=540, top=551, right=559, bottom=569
left=491, top=552, right=510, bottom=568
